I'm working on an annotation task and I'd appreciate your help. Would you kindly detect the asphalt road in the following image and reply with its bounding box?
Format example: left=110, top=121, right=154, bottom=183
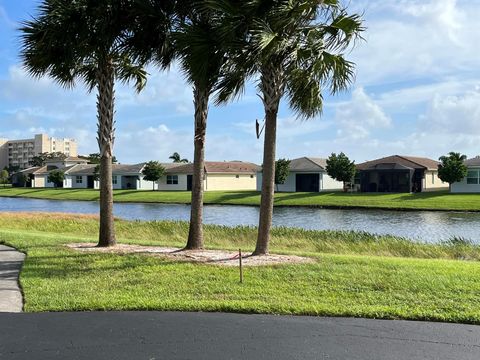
left=0, top=312, right=479, bottom=359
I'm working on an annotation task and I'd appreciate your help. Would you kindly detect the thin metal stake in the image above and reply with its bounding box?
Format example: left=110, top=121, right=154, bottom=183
left=239, top=248, right=243, bottom=283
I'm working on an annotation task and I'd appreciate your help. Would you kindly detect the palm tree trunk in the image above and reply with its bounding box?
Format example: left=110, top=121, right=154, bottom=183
left=185, top=85, right=209, bottom=250
left=96, top=61, right=116, bottom=248
left=253, top=66, right=283, bottom=256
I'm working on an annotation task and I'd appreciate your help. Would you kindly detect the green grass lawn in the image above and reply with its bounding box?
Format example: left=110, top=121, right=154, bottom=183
left=2, top=187, right=480, bottom=211
left=2, top=212, right=480, bottom=323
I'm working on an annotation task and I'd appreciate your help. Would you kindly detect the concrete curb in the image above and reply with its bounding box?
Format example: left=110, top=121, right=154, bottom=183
left=0, top=244, right=25, bottom=313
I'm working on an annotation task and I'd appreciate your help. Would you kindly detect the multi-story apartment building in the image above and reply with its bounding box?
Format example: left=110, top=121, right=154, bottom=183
left=0, top=134, right=78, bottom=170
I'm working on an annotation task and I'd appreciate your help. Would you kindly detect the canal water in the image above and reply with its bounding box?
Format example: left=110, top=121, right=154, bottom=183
left=0, top=197, right=479, bottom=243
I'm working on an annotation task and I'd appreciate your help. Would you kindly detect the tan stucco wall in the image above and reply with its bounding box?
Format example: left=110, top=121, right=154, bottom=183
left=205, top=174, right=256, bottom=191
left=0, top=139, right=8, bottom=170
left=33, top=175, right=45, bottom=188
left=423, top=170, right=448, bottom=191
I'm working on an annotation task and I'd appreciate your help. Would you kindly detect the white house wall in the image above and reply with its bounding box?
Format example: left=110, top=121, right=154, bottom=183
left=63, top=176, right=72, bottom=189
left=256, top=171, right=343, bottom=192
left=157, top=174, right=188, bottom=191
left=66, top=175, right=88, bottom=189
left=451, top=166, right=480, bottom=193
left=42, top=175, right=54, bottom=188
left=138, top=176, right=158, bottom=190
left=276, top=173, right=296, bottom=192
left=321, top=173, right=344, bottom=190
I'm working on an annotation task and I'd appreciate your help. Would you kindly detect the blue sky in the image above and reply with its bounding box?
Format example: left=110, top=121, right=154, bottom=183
left=1, top=0, right=480, bottom=164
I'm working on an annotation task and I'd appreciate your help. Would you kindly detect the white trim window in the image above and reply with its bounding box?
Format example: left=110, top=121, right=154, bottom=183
left=167, top=175, right=178, bottom=185
left=112, top=175, right=118, bottom=185
left=467, top=170, right=479, bottom=185
left=76, top=176, right=83, bottom=184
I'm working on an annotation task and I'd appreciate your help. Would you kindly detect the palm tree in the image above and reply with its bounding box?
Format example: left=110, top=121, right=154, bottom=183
left=127, top=1, right=218, bottom=249
left=20, top=0, right=147, bottom=247
left=173, top=5, right=231, bottom=250
left=215, top=0, right=364, bottom=255
left=169, top=152, right=189, bottom=163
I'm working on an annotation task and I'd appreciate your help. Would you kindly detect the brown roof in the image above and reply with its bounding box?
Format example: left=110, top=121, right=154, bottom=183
left=166, top=161, right=260, bottom=175
left=357, top=155, right=439, bottom=171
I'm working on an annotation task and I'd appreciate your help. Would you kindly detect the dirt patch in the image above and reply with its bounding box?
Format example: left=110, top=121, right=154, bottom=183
left=67, top=243, right=314, bottom=267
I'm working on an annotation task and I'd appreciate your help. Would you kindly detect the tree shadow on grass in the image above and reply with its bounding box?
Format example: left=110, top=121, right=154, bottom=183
left=273, top=192, right=328, bottom=204
left=212, top=191, right=259, bottom=204
left=394, top=191, right=451, bottom=201
left=23, top=252, right=186, bottom=280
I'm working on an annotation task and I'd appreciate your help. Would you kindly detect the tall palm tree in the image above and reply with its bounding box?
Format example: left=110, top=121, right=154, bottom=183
left=215, top=0, right=364, bottom=255
left=169, top=152, right=189, bottom=163
left=130, top=1, right=239, bottom=250
left=20, top=0, right=147, bottom=247
left=174, top=5, right=230, bottom=250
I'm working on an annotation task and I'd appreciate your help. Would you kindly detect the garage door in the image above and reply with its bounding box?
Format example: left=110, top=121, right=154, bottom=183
left=296, top=174, right=320, bottom=192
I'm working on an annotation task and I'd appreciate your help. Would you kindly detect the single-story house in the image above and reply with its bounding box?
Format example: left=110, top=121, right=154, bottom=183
left=25, top=160, right=260, bottom=191
left=256, top=157, right=344, bottom=192
left=27, top=161, right=148, bottom=190
left=11, top=167, right=39, bottom=187
left=356, top=155, right=446, bottom=193
left=64, top=163, right=149, bottom=190
left=32, top=164, right=77, bottom=188
left=161, top=161, right=260, bottom=191
left=451, top=156, right=480, bottom=193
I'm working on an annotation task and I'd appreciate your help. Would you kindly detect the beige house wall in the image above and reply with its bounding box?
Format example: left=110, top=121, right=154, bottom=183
left=423, top=170, right=448, bottom=191
left=0, top=139, right=8, bottom=170
left=33, top=175, right=45, bottom=188
left=2, top=134, right=78, bottom=170
left=205, top=173, right=256, bottom=191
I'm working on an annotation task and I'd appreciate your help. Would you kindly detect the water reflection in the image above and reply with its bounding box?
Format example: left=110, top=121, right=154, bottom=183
left=1, top=197, right=479, bottom=243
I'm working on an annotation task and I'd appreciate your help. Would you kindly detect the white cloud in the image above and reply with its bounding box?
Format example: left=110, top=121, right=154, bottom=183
left=419, top=88, right=480, bottom=135
left=335, top=88, right=391, bottom=140
left=352, top=0, right=480, bottom=85
left=377, top=79, right=480, bottom=111
left=116, top=64, right=193, bottom=115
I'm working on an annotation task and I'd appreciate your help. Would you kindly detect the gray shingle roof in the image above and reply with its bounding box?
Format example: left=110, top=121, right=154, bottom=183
left=465, top=156, right=480, bottom=166
left=288, top=157, right=327, bottom=172
left=66, top=164, right=97, bottom=175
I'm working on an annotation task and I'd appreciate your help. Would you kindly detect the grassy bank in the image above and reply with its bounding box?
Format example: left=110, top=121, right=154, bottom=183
left=1, top=187, right=480, bottom=211
left=1, top=212, right=480, bottom=322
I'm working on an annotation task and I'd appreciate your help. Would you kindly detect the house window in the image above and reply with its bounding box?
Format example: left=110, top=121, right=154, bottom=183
left=167, top=175, right=178, bottom=185
left=432, top=173, right=435, bottom=185
left=76, top=176, right=83, bottom=184
left=112, top=176, right=118, bottom=185
left=467, top=170, right=479, bottom=185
